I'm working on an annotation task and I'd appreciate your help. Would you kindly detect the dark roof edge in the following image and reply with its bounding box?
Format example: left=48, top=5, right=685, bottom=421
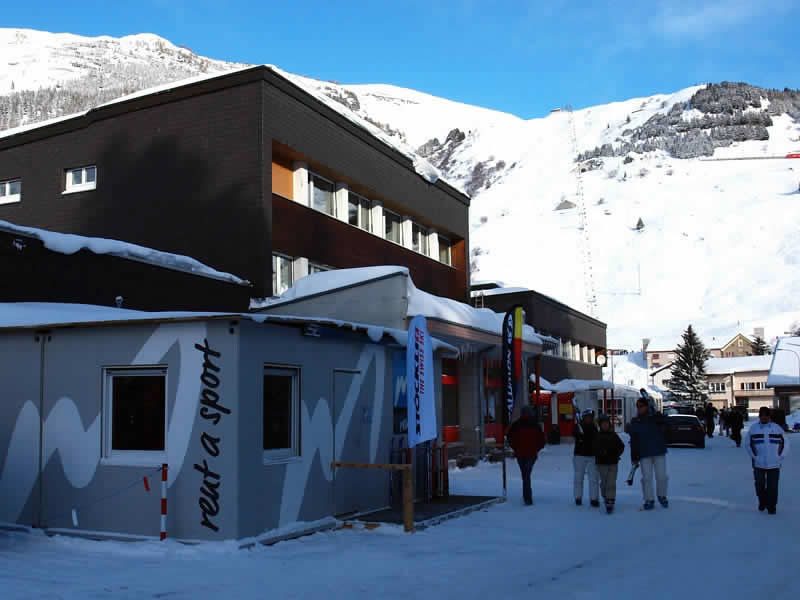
left=0, top=65, right=470, bottom=206
left=484, top=288, right=607, bottom=329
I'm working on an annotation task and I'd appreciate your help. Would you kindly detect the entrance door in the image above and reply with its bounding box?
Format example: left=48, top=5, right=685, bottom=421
left=333, top=369, right=385, bottom=517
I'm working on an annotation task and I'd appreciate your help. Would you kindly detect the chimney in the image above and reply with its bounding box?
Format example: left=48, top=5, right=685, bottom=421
left=753, top=327, right=764, bottom=339
left=642, top=338, right=651, bottom=354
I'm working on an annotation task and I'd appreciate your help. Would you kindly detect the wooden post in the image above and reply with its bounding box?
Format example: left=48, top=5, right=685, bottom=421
left=402, top=467, right=414, bottom=533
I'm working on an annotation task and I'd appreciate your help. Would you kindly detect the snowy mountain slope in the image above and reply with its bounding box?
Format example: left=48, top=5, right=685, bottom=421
left=2, top=29, right=800, bottom=349
left=0, top=28, right=239, bottom=94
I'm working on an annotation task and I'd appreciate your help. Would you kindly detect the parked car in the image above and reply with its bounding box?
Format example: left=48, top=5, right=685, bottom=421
left=664, top=415, right=706, bottom=448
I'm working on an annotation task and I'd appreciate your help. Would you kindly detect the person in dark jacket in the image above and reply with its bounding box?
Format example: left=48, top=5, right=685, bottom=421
left=508, top=405, right=546, bottom=505
left=704, top=403, right=716, bottom=438
left=573, top=409, right=600, bottom=507
left=593, top=414, right=625, bottom=513
left=695, top=405, right=705, bottom=421
left=629, top=398, right=669, bottom=510
left=729, top=409, right=744, bottom=447
left=720, top=409, right=730, bottom=437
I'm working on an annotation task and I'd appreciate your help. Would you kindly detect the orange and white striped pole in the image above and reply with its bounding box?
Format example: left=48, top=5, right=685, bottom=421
left=160, top=463, right=168, bottom=541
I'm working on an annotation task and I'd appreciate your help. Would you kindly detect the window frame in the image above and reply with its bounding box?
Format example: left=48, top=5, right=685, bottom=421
left=383, top=209, right=403, bottom=245
left=0, top=178, right=22, bottom=205
left=262, top=364, right=301, bottom=464
left=411, top=222, right=429, bottom=256
left=347, top=191, right=372, bottom=232
left=438, top=234, right=452, bottom=265
left=307, top=171, right=336, bottom=217
left=272, top=253, right=294, bottom=297
left=64, top=165, right=97, bottom=194
left=101, top=366, right=168, bottom=466
left=308, top=262, right=332, bottom=275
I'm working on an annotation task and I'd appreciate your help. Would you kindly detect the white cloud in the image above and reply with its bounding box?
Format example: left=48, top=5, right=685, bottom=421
left=652, top=0, right=785, bottom=38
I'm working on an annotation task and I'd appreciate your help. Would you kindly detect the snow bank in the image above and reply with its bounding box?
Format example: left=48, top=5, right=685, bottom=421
left=0, top=220, right=250, bottom=285
left=252, top=266, right=406, bottom=307
left=767, top=337, right=800, bottom=388
left=255, top=266, right=543, bottom=345
left=407, top=278, right=542, bottom=345
left=530, top=375, right=613, bottom=393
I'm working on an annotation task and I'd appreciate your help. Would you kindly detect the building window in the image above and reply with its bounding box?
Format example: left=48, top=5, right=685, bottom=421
left=737, top=339, right=743, bottom=348
left=272, top=253, right=294, bottom=296
left=652, top=353, right=660, bottom=359
left=709, top=382, right=726, bottom=393
left=103, top=368, right=167, bottom=464
left=412, top=223, right=429, bottom=255
left=263, top=366, right=300, bottom=461
left=741, top=382, right=764, bottom=391
left=0, top=178, right=21, bottom=205
left=308, top=172, right=335, bottom=217
left=64, top=165, right=97, bottom=193
left=438, top=235, right=452, bottom=265
left=309, top=262, right=331, bottom=275
left=348, top=191, right=372, bottom=231
left=384, top=210, right=403, bottom=244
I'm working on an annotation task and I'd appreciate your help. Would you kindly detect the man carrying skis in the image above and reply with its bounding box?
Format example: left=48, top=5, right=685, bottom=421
left=629, top=396, right=669, bottom=510
left=508, top=405, right=546, bottom=506
left=593, top=414, right=625, bottom=513
left=704, top=402, right=716, bottom=439
left=744, top=407, right=790, bottom=514
left=573, top=409, right=600, bottom=507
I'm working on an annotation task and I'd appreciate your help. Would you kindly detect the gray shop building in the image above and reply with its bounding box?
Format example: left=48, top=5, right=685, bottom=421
left=0, top=303, right=455, bottom=542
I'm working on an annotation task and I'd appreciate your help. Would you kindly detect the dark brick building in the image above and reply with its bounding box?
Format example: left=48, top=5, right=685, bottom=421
left=471, top=283, right=608, bottom=383
left=0, top=66, right=470, bottom=304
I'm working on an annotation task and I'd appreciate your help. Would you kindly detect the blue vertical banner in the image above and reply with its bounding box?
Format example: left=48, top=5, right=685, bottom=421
left=407, top=316, right=437, bottom=448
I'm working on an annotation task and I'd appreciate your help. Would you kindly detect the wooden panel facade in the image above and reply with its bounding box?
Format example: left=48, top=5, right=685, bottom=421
left=271, top=194, right=468, bottom=302
left=271, top=159, right=294, bottom=200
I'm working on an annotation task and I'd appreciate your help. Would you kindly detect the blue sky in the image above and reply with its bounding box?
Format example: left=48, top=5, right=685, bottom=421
left=5, top=0, right=799, bottom=118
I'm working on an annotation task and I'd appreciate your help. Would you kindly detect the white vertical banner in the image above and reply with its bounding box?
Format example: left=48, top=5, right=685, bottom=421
left=407, top=316, right=437, bottom=448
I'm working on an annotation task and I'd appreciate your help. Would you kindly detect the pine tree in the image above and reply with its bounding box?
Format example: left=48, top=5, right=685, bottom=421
left=752, top=336, right=769, bottom=355
left=668, top=325, right=711, bottom=403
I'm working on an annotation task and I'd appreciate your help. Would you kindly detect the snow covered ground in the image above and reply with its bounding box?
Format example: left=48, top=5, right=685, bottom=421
left=2, top=426, right=795, bottom=599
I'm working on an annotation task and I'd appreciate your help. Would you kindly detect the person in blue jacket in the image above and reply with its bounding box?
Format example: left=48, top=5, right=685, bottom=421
left=629, top=395, right=668, bottom=510
left=745, top=407, right=790, bottom=514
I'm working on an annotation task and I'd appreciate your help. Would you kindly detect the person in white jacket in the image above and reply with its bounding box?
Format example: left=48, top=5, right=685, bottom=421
left=744, top=407, right=790, bottom=514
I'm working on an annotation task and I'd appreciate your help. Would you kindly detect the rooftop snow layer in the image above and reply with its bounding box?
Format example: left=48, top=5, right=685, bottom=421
left=767, top=337, right=800, bottom=388
left=0, top=303, right=230, bottom=329
left=0, top=302, right=458, bottom=355
left=256, top=266, right=544, bottom=345
left=0, top=219, right=250, bottom=285
left=705, top=355, right=773, bottom=375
